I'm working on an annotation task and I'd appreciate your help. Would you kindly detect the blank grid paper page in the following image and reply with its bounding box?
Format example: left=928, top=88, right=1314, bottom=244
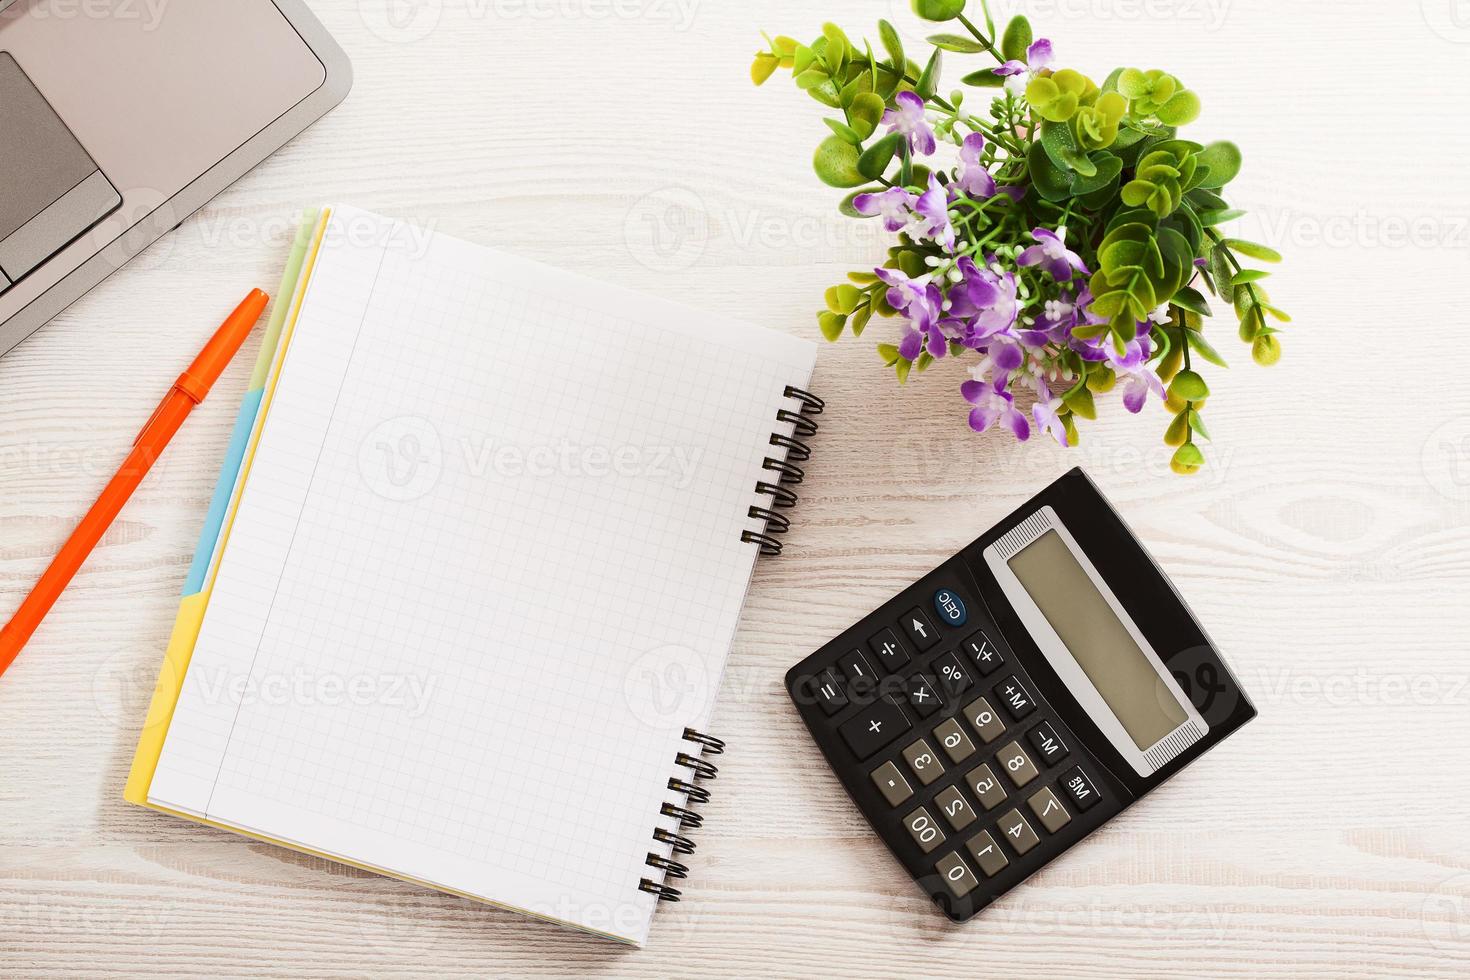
left=147, top=207, right=816, bottom=944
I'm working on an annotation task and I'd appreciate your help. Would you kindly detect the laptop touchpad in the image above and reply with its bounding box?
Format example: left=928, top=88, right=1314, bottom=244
left=0, top=51, right=122, bottom=292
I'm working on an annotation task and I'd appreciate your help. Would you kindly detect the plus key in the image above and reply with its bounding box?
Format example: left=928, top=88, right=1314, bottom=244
left=837, top=696, right=913, bottom=760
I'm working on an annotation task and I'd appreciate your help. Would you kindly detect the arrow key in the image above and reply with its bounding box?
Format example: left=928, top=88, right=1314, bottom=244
left=902, top=607, right=940, bottom=651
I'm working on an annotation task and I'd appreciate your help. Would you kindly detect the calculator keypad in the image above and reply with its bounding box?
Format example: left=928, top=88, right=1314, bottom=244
left=787, top=572, right=1125, bottom=922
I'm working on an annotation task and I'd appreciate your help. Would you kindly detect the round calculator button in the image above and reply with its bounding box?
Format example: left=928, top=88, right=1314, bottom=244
left=933, top=589, right=967, bottom=628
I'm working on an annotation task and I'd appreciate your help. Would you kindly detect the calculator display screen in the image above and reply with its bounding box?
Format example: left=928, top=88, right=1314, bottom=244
left=1008, top=529, right=1187, bottom=749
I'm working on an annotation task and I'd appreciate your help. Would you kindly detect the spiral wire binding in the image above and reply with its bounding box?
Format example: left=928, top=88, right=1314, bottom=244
left=643, top=389, right=824, bottom=902
left=641, top=728, right=726, bottom=903
left=742, top=387, right=824, bottom=558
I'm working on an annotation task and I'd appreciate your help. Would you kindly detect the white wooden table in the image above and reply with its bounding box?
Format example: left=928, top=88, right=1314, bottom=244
left=3, top=1, right=1469, bottom=975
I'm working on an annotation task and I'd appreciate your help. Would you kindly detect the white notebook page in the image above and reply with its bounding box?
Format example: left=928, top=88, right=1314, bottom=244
left=147, top=206, right=816, bottom=944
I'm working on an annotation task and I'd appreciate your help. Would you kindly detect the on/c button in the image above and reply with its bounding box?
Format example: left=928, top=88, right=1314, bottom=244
left=934, top=588, right=967, bottom=628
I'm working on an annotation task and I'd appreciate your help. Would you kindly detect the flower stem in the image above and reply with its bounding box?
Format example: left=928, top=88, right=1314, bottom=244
left=955, top=12, right=1005, bottom=62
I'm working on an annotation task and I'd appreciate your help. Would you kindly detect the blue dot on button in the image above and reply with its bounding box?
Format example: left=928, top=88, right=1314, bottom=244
left=934, top=589, right=967, bottom=628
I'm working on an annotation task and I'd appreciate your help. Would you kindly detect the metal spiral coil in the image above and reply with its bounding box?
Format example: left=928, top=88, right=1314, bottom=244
left=661, top=802, right=704, bottom=830
left=676, top=751, right=719, bottom=779
left=654, top=827, right=697, bottom=855
left=769, top=432, right=812, bottom=462
left=640, top=879, right=682, bottom=902
left=755, top=481, right=800, bottom=509
left=783, top=386, right=825, bottom=415
left=645, top=853, right=689, bottom=880
left=741, top=530, right=783, bottom=556
left=668, top=777, right=712, bottom=804
left=748, top=506, right=791, bottom=533
left=683, top=729, right=726, bottom=754
left=776, top=408, right=819, bottom=438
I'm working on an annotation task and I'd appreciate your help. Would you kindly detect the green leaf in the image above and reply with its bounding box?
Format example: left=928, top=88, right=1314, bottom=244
left=1063, top=385, right=1097, bottom=420
left=817, top=310, right=845, bottom=341
left=1196, top=141, right=1241, bottom=188
left=821, top=22, right=850, bottom=66
left=1169, top=369, right=1209, bottom=400
left=1164, top=411, right=1190, bottom=446
left=1070, top=154, right=1123, bottom=196
left=878, top=19, right=905, bottom=72
left=858, top=132, right=903, bottom=180
left=794, top=68, right=829, bottom=91
left=1222, top=239, right=1282, bottom=263
left=848, top=92, right=886, bottom=139
left=1028, top=141, right=1073, bottom=202
left=916, top=350, right=934, bottom=372
left=795, top=44, right=821, bottom=76
left=961, top=69, right=1004, bottom=87
left=825, top=284, right=862, bottom=314
left=928, top=33, right=986, bottom=53
left=1187, top=409, right=1211, bottom=441
left=1252, top=334, right=1282, bottom=365
left=1040, top=121, right=1096, bottom=177
left=912, top=0, right=966, bottom=21
left=1229, top=269, right=1270, bottom=286
left=877, top=342, right=901, bottom=364
left=1184, top=328, right=1229, bottom=367
left=823, top=118, right=863, bottom=144
left=847, top=269, right=879, bottom=284
left=813, top=135, right=867, bottom=187
left=1001, top=15, right=1032, bottom=62
left=1171, top=285, right=1212, bottom=317
left=896, top=358, right=912, bottom=384
left=1198, top=207, right=1245, bottom=227
left=1171, top=442, right=1205, bottom=475
left=1117, top=68, right=1150, bottom=99
left=916, top=47, right=942, bottom=99
left=849, top=303, right=873, bottom=337
left=1154, top=90, right=1201, bottom=126
left=751, top=53, right=779, bottom=86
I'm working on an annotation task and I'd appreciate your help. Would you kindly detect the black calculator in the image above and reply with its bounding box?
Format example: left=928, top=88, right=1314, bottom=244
left=786, top=468, right=1256, bottom=920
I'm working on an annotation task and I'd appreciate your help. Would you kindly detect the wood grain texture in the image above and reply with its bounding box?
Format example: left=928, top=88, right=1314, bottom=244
left=2, top=0, right=1469, bottom=976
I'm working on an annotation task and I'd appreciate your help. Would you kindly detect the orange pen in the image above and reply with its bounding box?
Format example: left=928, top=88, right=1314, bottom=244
left=0, top=289, right=270, bottom=678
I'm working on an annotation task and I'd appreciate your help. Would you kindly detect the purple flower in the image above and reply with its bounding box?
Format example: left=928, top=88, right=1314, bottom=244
left=994, top=38, right=1055, bottom=77
left=875, top=267, right=945, bottom=359
left=882, top=90, right=937, bottom=156
left=965, top=258, right=1020, bottom=336
left=910, top=174, right=955, bottom=250
left=1018, top=227, right=1090, bottom=282
left=1119, top=365, right=1166, bottom=414
left=1032, top=385, right=1069, bottom=446
left=852, top=187, right=918, bottom=232
left=955, top=133, right=997, bottom=199
left=962, top=377, right=1030, bottom=440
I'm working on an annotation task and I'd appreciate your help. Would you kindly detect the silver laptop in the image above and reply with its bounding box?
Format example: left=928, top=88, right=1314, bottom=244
left=0, top=0, right=351, bottom=356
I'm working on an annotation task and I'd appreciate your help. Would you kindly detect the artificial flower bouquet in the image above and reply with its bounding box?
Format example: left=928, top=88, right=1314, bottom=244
left=752, top=0, right=1287, bottom=473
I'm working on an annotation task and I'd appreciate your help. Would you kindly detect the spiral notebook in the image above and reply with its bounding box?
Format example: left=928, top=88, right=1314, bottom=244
left=125, top=206, right=821, bottom=946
